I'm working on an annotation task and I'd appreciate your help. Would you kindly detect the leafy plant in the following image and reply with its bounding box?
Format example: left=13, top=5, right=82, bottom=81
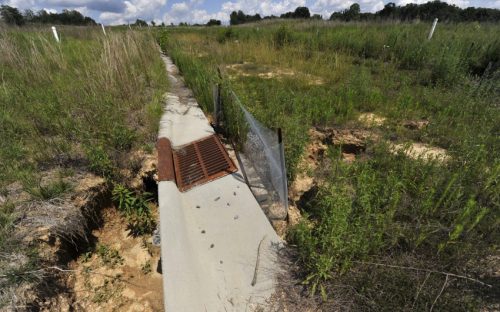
left=112, top=184, right=156, bottom=236
left=95, top=243, right=124, bottom=268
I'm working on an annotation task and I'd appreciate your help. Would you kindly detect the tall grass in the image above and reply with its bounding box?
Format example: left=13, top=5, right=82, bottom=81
left=0, top=27, right=167, bottom=186
left=157, top=21, right=499, bottom=310
left=0, top=27, right=167, bottom=307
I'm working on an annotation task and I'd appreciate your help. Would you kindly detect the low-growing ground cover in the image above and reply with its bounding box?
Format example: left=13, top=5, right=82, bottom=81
left=158, top=21, right=499, bottom=310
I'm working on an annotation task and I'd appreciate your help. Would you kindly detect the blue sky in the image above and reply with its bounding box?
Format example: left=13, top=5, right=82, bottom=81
left=1, top=0, right=499, bottom=25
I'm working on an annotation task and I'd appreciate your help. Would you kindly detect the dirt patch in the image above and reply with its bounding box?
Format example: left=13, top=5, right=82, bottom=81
left=358, top=113, right=386, bottom=127
left=1, top=149, right=161, bottom=310
left=119, top=150, right=157, bottom=191
left=403, top=119, right=429, bottom=130
left=67, top=208, right=163, bottom=312
left=225, top=62, right=324, bottom=85
left=291, top=127, right=377, bottom=201
left=286, top=127, right=379, bottom=235
left=265, top=247, right=323, bottom=312
left=289, top=128, right=325, bottom=207
left=390, top=142, right=450, bottom=162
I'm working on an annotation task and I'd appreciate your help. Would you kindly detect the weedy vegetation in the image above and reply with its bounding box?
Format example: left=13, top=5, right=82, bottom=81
left=157, top=21, right=499, bottom=310
left=0, top=26, right=167, bottom=308
left=112, top=183, right=156, bottom=236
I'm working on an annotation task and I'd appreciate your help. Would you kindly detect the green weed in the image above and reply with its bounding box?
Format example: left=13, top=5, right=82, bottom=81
left=112, top=184, right=156, bottom=236
left=156, top=21, right=499, bottom=309
left=25, top=178, right=73, bottom=200
left=95, top=243, right=124, bottom=268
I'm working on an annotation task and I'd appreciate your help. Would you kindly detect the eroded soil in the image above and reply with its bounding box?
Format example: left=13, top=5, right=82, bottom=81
left=67, top=208, right=163, bottom=312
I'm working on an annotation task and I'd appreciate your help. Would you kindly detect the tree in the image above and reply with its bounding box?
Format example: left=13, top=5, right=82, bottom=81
left=151, top=20, right=156, bottom=26
left=206, top=19, right=221, bottom=26
left=379, top=2, right=396, bottom=19
left=0, top=5, right=25, bottom=25
left=229, top=10, right=262, bottom=25
left=312, top=14, right=322, bottom=20
left=134, top=19, right=147, bottom=27
left=229, top=10, right=248, bottom=25
left=329, top=11, right=343, bottom=20
left=294, top=6, right=311, bottom=18
left=344, top=3, right=361, bottom=21
left=23, top=9, right=34, bottom=22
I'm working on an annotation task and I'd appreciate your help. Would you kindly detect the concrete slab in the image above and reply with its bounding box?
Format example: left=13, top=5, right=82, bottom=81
left=158, top=56, right=214, bottom=146
left=158, top=54, right=281, bottom=311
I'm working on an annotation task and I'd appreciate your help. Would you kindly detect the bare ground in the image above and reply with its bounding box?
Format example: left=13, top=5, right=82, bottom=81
left=67, top=208, right=163, bottom=312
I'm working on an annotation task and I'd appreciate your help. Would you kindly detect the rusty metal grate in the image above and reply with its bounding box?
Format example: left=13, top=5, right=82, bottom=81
left=173, top=135, right=237, bottom=191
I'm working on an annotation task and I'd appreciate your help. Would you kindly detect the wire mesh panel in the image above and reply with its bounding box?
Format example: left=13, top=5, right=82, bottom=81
left=230, top=92, right=288, bottom=219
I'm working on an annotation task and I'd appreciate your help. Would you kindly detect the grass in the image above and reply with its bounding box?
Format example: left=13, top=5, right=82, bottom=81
left=157, top=20, right=499, bottom=310
left=0, top=26, right=167, bottom=307
left=0, top=26, right=167, bottom=186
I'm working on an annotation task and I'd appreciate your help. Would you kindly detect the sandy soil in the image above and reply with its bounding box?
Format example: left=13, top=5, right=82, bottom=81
left=68, top=208, right=163, bottom=312
left=225, top=62, right=324, bottom=85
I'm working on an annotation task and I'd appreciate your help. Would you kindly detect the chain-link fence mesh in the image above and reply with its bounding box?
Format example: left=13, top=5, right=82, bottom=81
left=214, top=83, right=288, bottom=220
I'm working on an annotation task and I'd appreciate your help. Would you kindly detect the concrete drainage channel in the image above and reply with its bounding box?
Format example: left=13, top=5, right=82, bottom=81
left=157, top=54, right=282, bottom=311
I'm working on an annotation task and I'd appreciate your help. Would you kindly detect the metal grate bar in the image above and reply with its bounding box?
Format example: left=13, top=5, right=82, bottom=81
left=173, top=135, right=237, bottom=191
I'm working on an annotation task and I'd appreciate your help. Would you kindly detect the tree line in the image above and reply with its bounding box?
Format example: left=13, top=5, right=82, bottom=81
left=230, top=0, right=500, bottom=25
left=0, top=5, right=96, bottom=26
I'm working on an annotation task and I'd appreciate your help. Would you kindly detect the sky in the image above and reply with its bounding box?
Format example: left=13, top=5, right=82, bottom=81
left=1, top=0, right=499, bottom=25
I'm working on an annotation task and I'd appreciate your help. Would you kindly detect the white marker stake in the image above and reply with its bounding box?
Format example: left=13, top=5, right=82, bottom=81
left=51, top=26, right=60, bottom=43
left=101, top=23, right=107, bottom=36
left=428, top=18, right=438, bottom=40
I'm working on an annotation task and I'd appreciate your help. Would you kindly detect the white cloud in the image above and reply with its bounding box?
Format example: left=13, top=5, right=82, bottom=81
left=2, top=0, right=37, bottom=10
left=312, top=0, right=384, bottom=13
left=164, top=1, right=227, bottom=25
left=43, top=7, right=58, bottom=13
left=171, top=1, right=189, bottom=13
left=100, top=0, right=167, bottom=24
left=221, top=0, right=306, bottom=16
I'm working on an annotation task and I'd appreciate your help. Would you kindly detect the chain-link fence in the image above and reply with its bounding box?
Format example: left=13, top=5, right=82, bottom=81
left=213, top=82, right=288, bottom=220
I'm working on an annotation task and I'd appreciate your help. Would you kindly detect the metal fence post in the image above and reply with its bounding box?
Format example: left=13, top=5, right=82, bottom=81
left=213, top=83, right=221, bottom=128
left=277, top=128, right=289, bottom=215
